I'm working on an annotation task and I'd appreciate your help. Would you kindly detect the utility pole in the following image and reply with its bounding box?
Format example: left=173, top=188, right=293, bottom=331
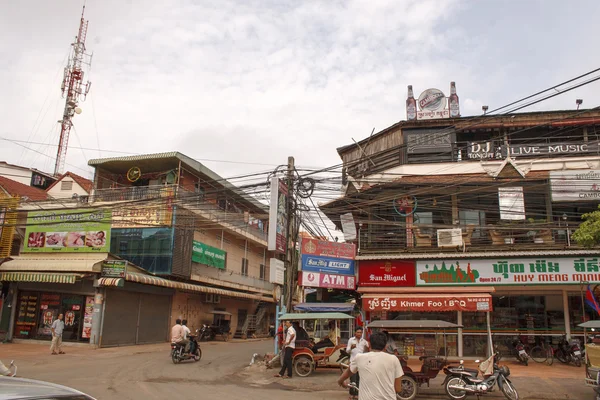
left=284, top=156, right=295, bottom=311
left=54, top=6, right=93, bottom=176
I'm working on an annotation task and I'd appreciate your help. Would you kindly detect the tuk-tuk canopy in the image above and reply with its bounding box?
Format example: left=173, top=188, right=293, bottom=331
left=367, top=320, right=463, bottom=329
left=578, top=320, right=600, bottom=329
left=279, top=312, right=354, bottom=321
left=294, top=302, right=355, bottom=312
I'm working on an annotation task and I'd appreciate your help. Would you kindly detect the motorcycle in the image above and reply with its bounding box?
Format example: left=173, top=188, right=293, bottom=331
left=171, top=331, right=202, bottom=364
left=0, top=360, right=17, bottom=377
left=444, top=354, right=519, bottom=400
left=511, top=338, right=529, bottom=366
left=556, top=335, right=582, bottom=367
left=199, top=323, right=230, bottom=342
left=337, top=348, right=350, bottom=372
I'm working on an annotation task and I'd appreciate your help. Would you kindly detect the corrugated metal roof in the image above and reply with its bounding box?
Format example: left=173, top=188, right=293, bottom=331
left=356, top=249, right=600, bottom=260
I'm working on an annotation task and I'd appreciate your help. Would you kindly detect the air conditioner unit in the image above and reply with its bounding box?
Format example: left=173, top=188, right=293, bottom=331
left=204, top=294, right=221, bottom=304
left=205, top=294, right=214, bottom=303
left=437, top=229, right=463, bottom=247
left=213, top=295, right=221, bottom=304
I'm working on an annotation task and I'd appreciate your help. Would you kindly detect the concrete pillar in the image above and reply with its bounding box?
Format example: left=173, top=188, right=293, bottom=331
left=457, top=310, right=463, bottom=357
left=92, top=289, right=106, bottom=347
left=563, top=289, right=571, bottom=340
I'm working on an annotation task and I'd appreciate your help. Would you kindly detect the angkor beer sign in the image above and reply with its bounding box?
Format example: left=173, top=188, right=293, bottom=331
left=417, top=88, right=449, bottom=120
left=416, top=257, right=600, bottom=286
left=550, top=169, right=600, bottom=202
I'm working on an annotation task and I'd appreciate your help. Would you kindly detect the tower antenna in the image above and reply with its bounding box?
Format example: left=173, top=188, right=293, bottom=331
left=54, top=6, right=93, bottom=176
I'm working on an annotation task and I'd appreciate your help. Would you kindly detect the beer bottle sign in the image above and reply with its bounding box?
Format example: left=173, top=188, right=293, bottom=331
left=406, top=85, right=417, bottom=120
left=449, top=81, right=460, bottom=118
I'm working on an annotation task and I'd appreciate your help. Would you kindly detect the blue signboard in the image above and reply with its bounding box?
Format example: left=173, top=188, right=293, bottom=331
left=300, top=254, right=355, bottom=276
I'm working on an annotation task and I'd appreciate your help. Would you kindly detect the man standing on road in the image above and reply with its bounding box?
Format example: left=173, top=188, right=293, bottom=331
left=171, top=319, right=189, bottom=353
left=338, top=331, right=404, bottom=400
left=50, top=313, right=65, bottom=355
left=345, top=327, right=370, bottom=399
left=274, top=320, right=295, bottom=379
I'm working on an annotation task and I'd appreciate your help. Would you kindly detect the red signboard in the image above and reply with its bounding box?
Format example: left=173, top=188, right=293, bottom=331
left=358, top=260, right=416, bottom=287
left=299, top=271, right=356, bottom=290
left=363, top=294, right=492, bottom=312
left=301, top=238, right=356, bottom=260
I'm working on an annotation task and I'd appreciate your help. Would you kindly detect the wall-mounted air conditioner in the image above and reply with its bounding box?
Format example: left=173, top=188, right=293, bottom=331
left=437, top=229, right=463, bottom=247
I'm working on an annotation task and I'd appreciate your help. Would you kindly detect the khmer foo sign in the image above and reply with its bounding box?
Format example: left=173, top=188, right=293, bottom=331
left=416, top=258, right=600, bottom=286
left=363, top=294, right=492, bottom=312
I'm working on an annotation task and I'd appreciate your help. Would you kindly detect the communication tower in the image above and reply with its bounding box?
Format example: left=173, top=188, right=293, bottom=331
left=54, top=6, right=92, bottom=176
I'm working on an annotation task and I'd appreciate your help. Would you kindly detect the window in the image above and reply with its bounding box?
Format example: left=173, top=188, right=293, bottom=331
left=60, top=181, right=73, bottom=191
left=459, top=210, right=486, bottom=238
left=260, top=264, right=266, bottom=280
left=241, top=258, right=249, bottom=276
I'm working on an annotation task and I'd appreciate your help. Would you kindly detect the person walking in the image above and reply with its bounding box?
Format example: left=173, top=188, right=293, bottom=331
left=345, top=327, right=370, bottom=399
left=274, top=320, right=295, bottom=379
left=338, top=331, right=404, bottom=400
left=50, top=313, right=65, bottom=355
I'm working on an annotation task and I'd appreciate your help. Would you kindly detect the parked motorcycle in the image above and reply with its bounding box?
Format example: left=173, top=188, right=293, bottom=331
left=444, top=354, right=519, bottom=400
left=0, top=360, right=17, bottom=377
left=511, top=338, right=529, bottom=366
left=556, top=335, right=582, bottom=367
left=171, top=331, right=202, bottom=364
left=199, top=323, right=230, bottom=342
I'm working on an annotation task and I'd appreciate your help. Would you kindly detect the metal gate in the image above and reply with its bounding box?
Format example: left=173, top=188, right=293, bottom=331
left=101, top=289, right=171, bottom=347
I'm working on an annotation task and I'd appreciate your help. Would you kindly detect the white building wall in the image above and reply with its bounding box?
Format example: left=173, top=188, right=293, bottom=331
left=0, top=164, right=32, bottom=185
left=46, top=177, right=89, bottom=199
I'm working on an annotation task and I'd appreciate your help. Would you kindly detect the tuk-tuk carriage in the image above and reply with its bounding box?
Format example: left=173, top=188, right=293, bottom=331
left=578, top=321, right=600, bottom=400
left=367, top=319, right=464, bottom=400
left=279, top=312, right=353, bottom=377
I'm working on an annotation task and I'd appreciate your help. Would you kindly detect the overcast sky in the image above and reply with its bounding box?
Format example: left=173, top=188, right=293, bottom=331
left=1, top=0, right=600, bottom=182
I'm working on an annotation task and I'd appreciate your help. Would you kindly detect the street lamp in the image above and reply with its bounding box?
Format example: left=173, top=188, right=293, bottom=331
left=562, top=213, right=571, bottom=247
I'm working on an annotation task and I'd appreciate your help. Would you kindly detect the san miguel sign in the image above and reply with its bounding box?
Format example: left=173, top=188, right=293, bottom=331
left=416, top=257, right=600, bottom=286
left=358, top=260, right=416, bottom=287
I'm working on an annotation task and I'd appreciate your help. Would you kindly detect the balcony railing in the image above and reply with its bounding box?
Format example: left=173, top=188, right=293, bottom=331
left=359, top=222, right=580, bottom=254
left=91, top=184, right=268, bottom=242
left=192, top=263, right=273, bottom=292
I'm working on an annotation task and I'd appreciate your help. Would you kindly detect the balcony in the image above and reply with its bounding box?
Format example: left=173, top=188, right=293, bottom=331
left=91, top=185, right=268, bottom=243
left=359, top=222, right=579, bottom=255
left=192, top=263, right=273, bottom=292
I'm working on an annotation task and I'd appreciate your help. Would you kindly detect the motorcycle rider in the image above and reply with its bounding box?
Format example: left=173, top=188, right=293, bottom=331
left=171, top=319, right=189, bottom=353
left=181, top=319, right=195, bottom=355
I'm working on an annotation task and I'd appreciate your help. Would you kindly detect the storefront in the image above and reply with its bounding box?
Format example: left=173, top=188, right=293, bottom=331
left=358, top=255, right=600, bottom=358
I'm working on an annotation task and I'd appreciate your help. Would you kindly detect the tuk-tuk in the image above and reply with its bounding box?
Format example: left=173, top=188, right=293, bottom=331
left=279, top=312, right=353, bottom=377
left=368, top=319, right=464, bottom=400
left=578, top=321, right=600, bottom=400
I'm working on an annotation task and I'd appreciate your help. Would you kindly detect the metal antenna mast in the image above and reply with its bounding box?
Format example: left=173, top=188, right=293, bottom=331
left=54, top=6, right=92, bottom=176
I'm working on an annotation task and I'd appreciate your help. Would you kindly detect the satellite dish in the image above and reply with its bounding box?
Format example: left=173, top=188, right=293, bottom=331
left=74, top=107, right=82, bottom=114
left=127, top=167, right=142, bottom=182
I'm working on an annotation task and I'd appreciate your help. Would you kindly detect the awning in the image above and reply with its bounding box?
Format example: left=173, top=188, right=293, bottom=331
left=279, top=312, right=354, bottom=321
left=368, top=320, right=463, bottom=329
left=125, top=272, right=274, bottom=302
left=210, top=310, right=232, bottom=316
left=294, top=302, right=355, bottom=312
left=0, top=272, right=80, bottom=284
left=362, top=293, right=493, bottom=312
left=97, top=277, right=124, bottom=287
left=0, top=254, right=110, bottom=273
left=358, top=286, right=496, bottom=294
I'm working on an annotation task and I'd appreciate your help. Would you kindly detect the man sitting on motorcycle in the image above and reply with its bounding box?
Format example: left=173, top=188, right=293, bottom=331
left=171, top=319, right=189, bottom=353
left=181, top=319, right=196, bottom=355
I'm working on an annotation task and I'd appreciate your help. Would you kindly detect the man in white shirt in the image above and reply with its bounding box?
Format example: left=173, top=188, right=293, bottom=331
left=50, top=314, right=65, bottom=355
left=338, top=331, right=404, bottom=400
left=275, top=320, right=296, bottom=378
left=345, top=327, right=370, bottom=398
left=181, top=319, right=193, bottom=353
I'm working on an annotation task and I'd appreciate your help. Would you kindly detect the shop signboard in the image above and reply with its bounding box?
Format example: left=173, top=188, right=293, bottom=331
left=363, top=294, right=492, bottom=312
left=301, top=238, right=355, bottom=260
left=358, top=260, right=416, bottom=287
left=191, top=240, right=226, bottom=269
left=23, top=208, right=111, bottom=253
left=101, top=260, right=128, bottom=278
left=268, top=177, right=288, bottom=253
left=111, top=204, right=173, bottom=228
left=405, top=129, right=454, bottom=154
left=416, top=257, right=600, bottom=286
left=550, top=169, right=600, bottom=202
left=269, top=258, right=285, bottom=285
left=299, top=271, right=356, bottom=290
left=300, top=254, right=355, bottom=276
left=498, top=187, right=525, bottom=220
left=502, top=142, right=599, bottom=158
left=467, top=141, right=502, bottom=160
left=417, top=88, right=450, bottom=120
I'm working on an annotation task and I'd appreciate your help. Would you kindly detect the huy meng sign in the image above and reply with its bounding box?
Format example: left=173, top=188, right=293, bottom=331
left=416, top=257, right=600, bottom=286
left=300, top=238, right=356, bottom=276
left=23, top=208, right=111, bottom=253
left=358, top=260, right=416, bottom=287
left=299, top=271, right=356, bottom=289
left=550, top=169, right=600, bottom=202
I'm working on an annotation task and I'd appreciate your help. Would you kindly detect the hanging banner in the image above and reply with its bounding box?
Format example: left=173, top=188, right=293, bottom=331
left=23, top=208, right=111, bottom=253
left=269, top=258, right=285, bottom=285
left=498, top=187, right=525, bottom=220
left=416, top=257, right=600, bottom=286
left=358, top=260, right=416, bottom=287
left=268, top=177, right=288, bottom=253
left=363, top=294, right=492, bottom=312
left=340, top=213, right=357, bottom=242
left=192, top=240, right=227, bottom=269
left=550, top=169, right=600, bottom=202
left=299, top=271, right=356, bottom=289
left=301, top=238, right=356, bottom=259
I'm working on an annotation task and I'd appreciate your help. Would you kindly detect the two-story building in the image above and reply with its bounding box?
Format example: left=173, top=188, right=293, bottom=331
left=321, top=108, right=600, bottom=358
left=0, top=152, right=276, bottom=347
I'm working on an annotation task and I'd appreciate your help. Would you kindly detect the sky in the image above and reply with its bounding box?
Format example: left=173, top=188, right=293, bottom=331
left=1, top=0, right=600, bottom=185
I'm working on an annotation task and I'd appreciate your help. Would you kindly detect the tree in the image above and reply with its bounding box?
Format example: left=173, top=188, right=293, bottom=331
left=572, top=205, right=600, bottom=248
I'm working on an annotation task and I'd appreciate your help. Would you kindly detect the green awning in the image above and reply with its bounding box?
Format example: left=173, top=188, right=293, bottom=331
left=0, top=272, right=79, bottom=284
left=279, top=312, right=354, bottom=321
